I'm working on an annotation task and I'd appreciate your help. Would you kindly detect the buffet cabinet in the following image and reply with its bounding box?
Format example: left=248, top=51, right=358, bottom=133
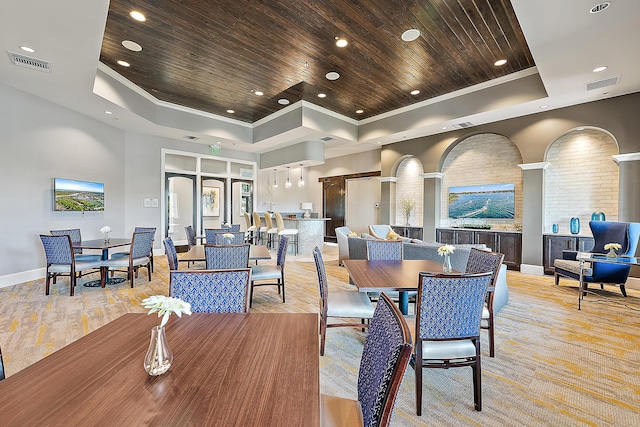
left=436, top=228, right=522, bottom=270
left=542, top=234, right=595, bottom=275
left=391, top=226, right=423, bottom=240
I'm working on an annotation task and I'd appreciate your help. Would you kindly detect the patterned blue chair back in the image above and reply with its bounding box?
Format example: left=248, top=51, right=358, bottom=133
left=417, top=272, right=492, bottom=340
left=40, top=234, right=73, bottom=265
left=185, top=225, right=197, bottom=248
left=465, top=248, right=504, bottom=290
left=163, top=237, right=178, bottom=270
left=50, top=228, right=83, bottom=254
left=366, top=240, right=403, bottom=261
left=131, top=232, right=155, bottom=259
left=276, top=235, right=289, bottom=269
left=214, top=232, right=245, bottom=245
left=0, top=343, right=5, bottom=381
left=205, top=244, right=250, bottom=269
left=205, top=228, right=225, bottom=244
left=358, top=293, right=412, bottom=427
left=169, top=269, right=251, bottom=313
left=221, top=224, right=241, bottom=232
left=312, top=246, right=329, bottom=316
left=134, top=227, right=156, bottom=236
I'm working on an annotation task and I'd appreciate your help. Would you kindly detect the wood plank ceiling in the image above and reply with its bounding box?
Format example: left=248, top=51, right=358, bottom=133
left=100, top=0, right=535, bottom=123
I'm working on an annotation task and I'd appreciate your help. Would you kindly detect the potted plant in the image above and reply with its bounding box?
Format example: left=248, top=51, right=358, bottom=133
left=400, top=197, right=416, bottom=226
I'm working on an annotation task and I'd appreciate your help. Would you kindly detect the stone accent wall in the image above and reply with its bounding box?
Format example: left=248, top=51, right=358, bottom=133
left=544, top=129, right=618, bottom=234
left=440, top=134, right=523, bottom=228
left=395, top=157, right=424, bottom=226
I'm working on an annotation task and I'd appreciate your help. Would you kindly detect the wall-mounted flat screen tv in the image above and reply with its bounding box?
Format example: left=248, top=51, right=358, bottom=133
left=54, top=178, right=104, bottom=211
left=448, top=183, right=514, bottom=219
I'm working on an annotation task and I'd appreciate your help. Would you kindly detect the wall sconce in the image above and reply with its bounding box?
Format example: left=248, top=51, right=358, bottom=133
left=285, top=166, right=292, bottom=189
left=298, top=164, right=305, bottom=188
left=272, top=169, right=278, bottom=188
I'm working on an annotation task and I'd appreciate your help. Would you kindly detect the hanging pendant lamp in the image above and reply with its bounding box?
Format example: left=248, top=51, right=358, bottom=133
left=285, top=166, right=292, bottom=189
left=298, top=164, right=305, bottom=188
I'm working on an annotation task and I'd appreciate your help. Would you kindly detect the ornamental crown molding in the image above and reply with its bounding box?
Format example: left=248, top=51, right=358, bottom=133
left=378, top=177, right=399, bottom=183
left=420, top=172, right=444, bottom=179
left=612, top=152, right=640, bottom=163
left=518, top=162, right=550, bottom=170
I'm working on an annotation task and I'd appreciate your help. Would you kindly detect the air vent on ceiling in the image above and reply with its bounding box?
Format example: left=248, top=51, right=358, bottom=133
left=184, top=135, right=199, bottom=140
left=590, top=2, right=610, bottom=14
left=452, top=122, right=474, bottom=129
left=8, top=51, right=51, bottom=72
left=320, top=136, right=334, bottom=141
left=585, top=76, right=619, bottom=91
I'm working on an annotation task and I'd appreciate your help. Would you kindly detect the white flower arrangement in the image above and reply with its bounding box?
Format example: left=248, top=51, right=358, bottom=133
left=142, top=295, right=192, bottom=328
left=604, top=243, right=621, bottom=251
left=100, top=226, right=111, bottom=235
left=438, top=244, right=455, bottom=256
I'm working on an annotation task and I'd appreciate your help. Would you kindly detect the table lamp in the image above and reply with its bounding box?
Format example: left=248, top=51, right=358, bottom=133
left=301, top=202, right=313, bottom=218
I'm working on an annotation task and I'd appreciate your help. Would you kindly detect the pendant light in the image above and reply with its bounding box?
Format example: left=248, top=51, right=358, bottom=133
left=285, top=166, right=292, bottom=189
left=272, top=169, right=278, bottom=188
left=298, top=164, right=305, bottom=188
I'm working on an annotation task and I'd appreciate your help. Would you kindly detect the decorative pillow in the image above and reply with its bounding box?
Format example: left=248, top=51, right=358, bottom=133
left=347, top=232, right=358, bottom=237
left=386, top=230, right=401, bottom=240
left=411, top=239, right=423, bottom=244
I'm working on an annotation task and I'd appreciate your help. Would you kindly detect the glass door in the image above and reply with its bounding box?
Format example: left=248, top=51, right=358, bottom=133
left=232, top=179, right=253, bottom=232
left=165, top=173, right=196, bottom=246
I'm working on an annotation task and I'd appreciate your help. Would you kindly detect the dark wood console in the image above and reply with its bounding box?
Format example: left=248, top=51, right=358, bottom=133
left=542, top=234, right=595, bottom=275
left=436, top=228, right=522, bottom=270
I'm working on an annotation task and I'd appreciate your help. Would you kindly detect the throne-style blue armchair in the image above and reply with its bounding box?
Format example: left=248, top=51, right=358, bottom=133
left=554, top=221, right=640, bottom=296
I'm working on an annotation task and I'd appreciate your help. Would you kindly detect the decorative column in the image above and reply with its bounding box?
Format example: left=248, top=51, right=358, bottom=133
left=378, top=177, right=398, bottom=225
left=613, top=153, right=640, bottom=222
left=420, top=172, right=443, bottom=242
left=517, top=162, right=550, bottom=275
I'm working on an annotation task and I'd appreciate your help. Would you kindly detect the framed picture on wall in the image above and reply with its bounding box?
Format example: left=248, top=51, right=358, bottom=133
left=203, top=187, right=220, bottom=217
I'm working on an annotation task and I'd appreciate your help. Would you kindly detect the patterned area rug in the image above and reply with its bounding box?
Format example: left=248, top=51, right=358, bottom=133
left=1, top=244, right=640, bottom=426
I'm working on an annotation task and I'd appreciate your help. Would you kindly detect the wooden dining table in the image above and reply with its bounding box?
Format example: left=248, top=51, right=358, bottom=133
left=73, top=238, right=132, bottom=287
left=343, top=259, right=448, bottom=315
left=179, top=244, right=272, bottom=265
left=0, top=312, right=320, bottom=426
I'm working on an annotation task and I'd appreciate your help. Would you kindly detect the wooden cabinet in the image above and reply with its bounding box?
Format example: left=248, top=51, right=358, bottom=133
left=436, top=228, right=522, bottom=270
left=391, top=226, right=423, bottom=240
left=543, top=234, right=595, bottom=275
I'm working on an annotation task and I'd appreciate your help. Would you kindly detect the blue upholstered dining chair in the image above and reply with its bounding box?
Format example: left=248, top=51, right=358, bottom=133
left=213, top=231, right=246, bottom=245
left=413, top=272, right=493, bottom=414
left=366, top=239, right=403, bottom=260
left=204, top=228, right=225, bottom=244
left=249, top=236, right=288, bottom=307
left=111, top=227, right=157, bottom=272
left=320, top=293, right=412, bottom=427
left=205, top=244, right=250, bottom=270
left=184, top=225, right=197, bottom=250
left=163, top=237, right=178, bottom=271
left=169, top=269, right=251, bottom=313
left=0, top=342, right=5, bottom=381
left=50, top=228, right=101, bottom=262
left=102, top=231, right=154, bottom=288
left=40, top=234, right=103, bottom=296
left=465, top=248, right=505, bottom=358
left=221, top=223, right=241, bottom=232
left=313, top=246, right=375, bottom=356
left=554, top=220, right=640, bottom=297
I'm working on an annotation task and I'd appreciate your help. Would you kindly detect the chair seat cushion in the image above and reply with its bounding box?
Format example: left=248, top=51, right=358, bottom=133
left=250, top=265, right=280, bottom=281
left=104, top=256, right=149, bottom=268
left=482, top=304, right=489, bottom=320
left=75, top=254, right=102, bottom=262
left=320, top=393, right=363, bottom=427
left=110, top=252, right=129, bottom=259
left=327, top=291, right=375, bottom=318
left=420, top=339, right=477, bottom=360
left=553, top=259, right=581, bottom=274
left=278, top=229, right=299, bottom=235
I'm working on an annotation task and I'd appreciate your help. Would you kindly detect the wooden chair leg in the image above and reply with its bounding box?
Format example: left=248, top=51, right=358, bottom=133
left=415, top=354, right=422, bottom=415
left=554, top=273, right=559, bottom=285
left=249, top=281, right=254, bottom=308
left=620, top=284, right=627, bottom=297
left=488, top=315, right=495, bottom=358
left=320, top=321, right=327, bottom=356
left=281, top=273, right=285, bottom=303
left=473, top=340, right=482, bottom=411
left=45, top=273, right=51, bottom=295
left=70, top=273, right=76, bottom=297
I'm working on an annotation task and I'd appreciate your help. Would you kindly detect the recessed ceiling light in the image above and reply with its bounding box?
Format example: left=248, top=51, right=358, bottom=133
left=318, top=93, right=327, bottom=98
left=411, top=90, right=420, bottom=95
left=122, top=40, right=142, bottom=52
left=401, top=29, right=420, bottom=42
left=254, top=91, right=264, bottom=96
left=593, top=66, right=607, bottom=73
left=326, top=72, right=340, bottom=81
left=377, top=141, right=382, bottom=144
left=20, top=46, right=35, bottom=53
left=539, top=105, right=549, bottom=109
left=216, top=141, right=222, bottom=145
left=278, top=98, right=290, bottom=105
left=104, top=111, right=113, bottom=115
left=442, top=126, right=447, bottom=130
left=117, top=60, right=130, bottom=67
left=356, top=109, right=364, bottom=114
left=227, top=109, right=235, bottom=114
left=590, top=2, right=610, bottom=14
left=335, top=38, right=348, bottom=47
left=130, top=11, right=146, bottom=22
left=494, top=59, right=507, bottom=66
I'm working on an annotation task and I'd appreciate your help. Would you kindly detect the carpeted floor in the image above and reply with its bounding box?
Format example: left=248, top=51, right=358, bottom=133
left=1, top=244, right=640, bottom=426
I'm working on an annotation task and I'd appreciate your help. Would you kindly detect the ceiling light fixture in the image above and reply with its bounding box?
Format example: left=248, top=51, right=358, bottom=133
left=278, top=98, right=289, bottom=105
left=227, top=109, right=234, bottom=113
left=401, top=29, right=420, bottom=42
left=122, top=40, right=142, bottom=52
left=494, top=59, right=507, bottom=66
left=356, top=109, right=364, bottom=114
left=130, top=11, right=146, bottom=22
left=325, top=72, right=340, bottom=80
left=411, top=90, right=420, bottom=95
left=539, top=104, right=549, bottom=109
left=318, top=93, right=327, bottom=98
left=254, top=91, right=264, bottom=96
left=285, top=167, right=292, bottom=189
left=298, top=164, right=305, bottom=188
left=590, top=2, right=611, bottom=14
left=442, top=126, right=447, bottom=130
left=593, top=66, right=607, bottom=72
left=272, top=169, right=278, bottom=188
left=117, top=60, right=130, bottom=67
left=20, top=46, right=35, bottom=53
left=104, top=110, right=113, bottom=115
left=335, top=37, right=348, bottom=47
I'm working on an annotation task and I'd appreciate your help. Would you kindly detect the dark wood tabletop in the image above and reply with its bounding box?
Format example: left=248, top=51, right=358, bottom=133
left=74, top=238, right=132, bottom=250
left=180, top=244, right=272, bottom=263
left=343, top=259, right=446, bottom=292
left=0, top=312, right=320, bottom=426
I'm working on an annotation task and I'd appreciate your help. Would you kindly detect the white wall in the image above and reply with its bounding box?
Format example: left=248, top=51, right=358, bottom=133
left=346, top=177, right=381, bottom=235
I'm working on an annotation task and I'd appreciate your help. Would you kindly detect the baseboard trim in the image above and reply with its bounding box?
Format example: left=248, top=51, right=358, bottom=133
left=625, top=276, right=640, bottom=290
left=520, top=264, right=545, bottom=276
left=0, top=268, right=45, bottom=289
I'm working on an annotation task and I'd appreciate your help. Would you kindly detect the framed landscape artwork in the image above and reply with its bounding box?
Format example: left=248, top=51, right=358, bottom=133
left=202, top=187, right=220, bottom=217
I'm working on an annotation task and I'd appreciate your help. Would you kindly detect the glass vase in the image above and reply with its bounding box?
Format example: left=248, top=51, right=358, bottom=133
left=442, top=253, right=453, bottom=274
left=606, top=249, right=617, bottom=258
left=144, top=326, right=173, bottom=376
left=569, top=217, right=580, bottom=235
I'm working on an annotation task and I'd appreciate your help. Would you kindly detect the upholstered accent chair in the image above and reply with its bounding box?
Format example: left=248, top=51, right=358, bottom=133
left=163, top=237, right=178, bottom=271
left=204, top=244, right=250, bottom=270
left=413, top=272, right=493, bottom=414
left=313, top=246, right=375, bottom=356
left=169, top=269, right=251, bottom=313
left=274, top=212, right=298, bottom=254
left=249, top=236, right=288, bottom=307
left=320, top=293, right=412, bottom=427
left=335, top=226, right=354, bottom=266
left=50, top=228, right=101, bottom=262
left=554, top=221, right=640, bottom=297
left=102, top=231, right=154, bottom=288
left=213, top=231, right=246, bottom=245
left=465, top=248, right=505, bottom=357
left=40, top=234, right=103, bottom=296
left=204, top=228, right=225, bottom=245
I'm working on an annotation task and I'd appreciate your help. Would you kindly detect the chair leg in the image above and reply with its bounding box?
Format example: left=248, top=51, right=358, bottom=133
left=147, top=263, right=152, bottom=281
left=45, top=272, right=51, bottom=295
left=320, top=320, right=327, bottom=356
left=473, top=340, right=482, bottom=411
left=488, top=314, right=495, bottom=358
left=249, top=281, right=254, bottom=308
left=554, top=273, right=559, bottom=285
left=70, top=272, right=76, bottom=297
left=281, top=272, right=285, bottom=303
left=415, top=352, right=422, bottom=415
left=620, top=284, right=627, bottom=297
